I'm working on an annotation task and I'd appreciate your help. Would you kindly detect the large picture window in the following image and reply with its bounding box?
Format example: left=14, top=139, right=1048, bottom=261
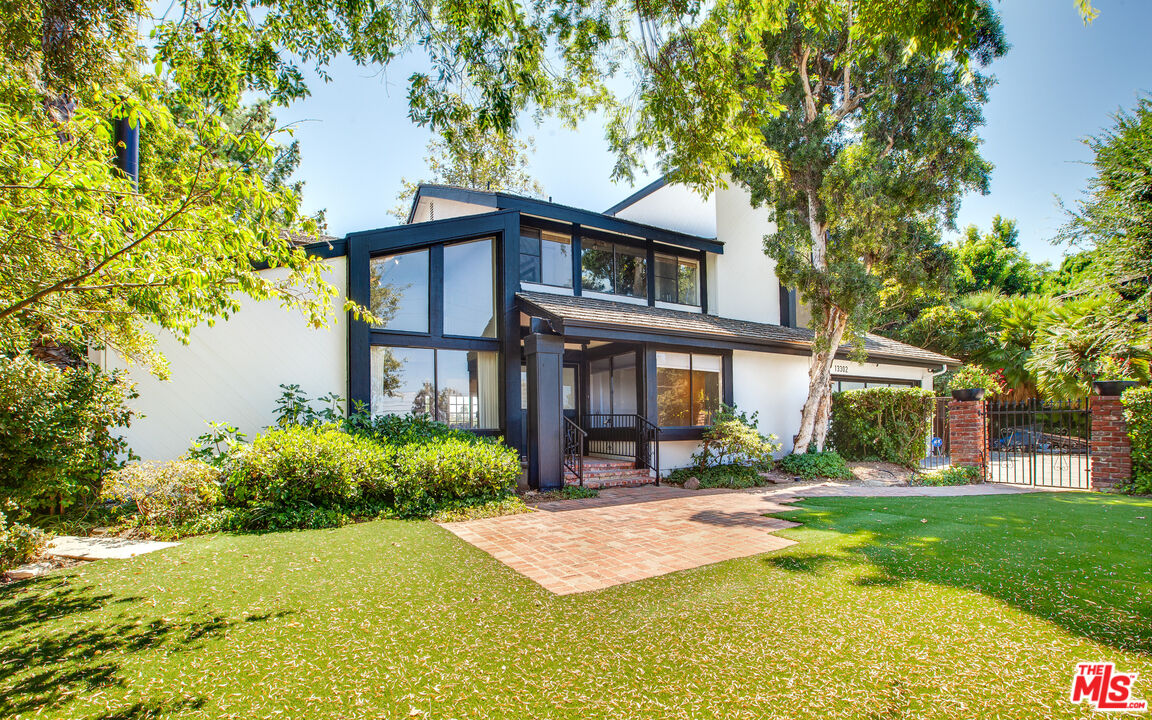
left=656, top=352, right=721, bottom=426
left=520, top=228, right=572, bottom=288
left=582, top=239, right=647, bottom=299
left=371, top=346, right=499, bottom=429
left=444, top=238, right=496, bottom=337
left=370, top=249, right=429, bottom=332
left=655, top=254, right=700, bottom=306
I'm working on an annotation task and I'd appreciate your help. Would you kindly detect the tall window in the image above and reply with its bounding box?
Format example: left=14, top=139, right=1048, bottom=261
left=371, top=249, right=429, bottom=332
left=656, top=352, right=721, bottom=426
left=582, top=239, right=647, bottom=299
left=520, top=228, right=572, bottom=288
left=371, top=346, right=499, bottom=429
left=589, top=353, right=637, bottom=414
left=444, top=238, right=496, bottom=337
left=655, top=254, right=700, bottom=306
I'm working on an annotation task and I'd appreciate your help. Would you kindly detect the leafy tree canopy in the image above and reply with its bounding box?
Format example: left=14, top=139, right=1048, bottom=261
left=953, top=215, right=1049, bottom=296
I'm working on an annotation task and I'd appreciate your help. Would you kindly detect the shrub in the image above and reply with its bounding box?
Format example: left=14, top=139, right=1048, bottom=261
left=347, top=411, right=481, bottom=446
left=0, top=505, right=49, bottom=571
left=186, top=421, right=248, bottom=467
left=1121, top=387, right=1152, bottom=495
left=430, top=495, right=532, bottom=523
left=829, top=387, right=935, bottom=467
left=102, top=460, right=222, bottom=527
left=691, top=405, right=780, bottom=470
left=947, top=365, right=1007, bottom=395
left=224, top=424, right=391, bottom=515
left=386, top=438, right=521, bottom=517
left=667, top=464, right=767, bottom=489
left=273, top=384, right=345, bottom=427
left=779, top=449, right=852, bottom=480
left=912, top=465, right=981, bottom=487
left=0, top=355, right=135, bottom=512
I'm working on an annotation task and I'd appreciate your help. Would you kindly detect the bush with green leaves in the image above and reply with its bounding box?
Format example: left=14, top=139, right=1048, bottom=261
left=186, top=421, right=248, bottom=467
left=947, top=365, right=1007, bottom=395
left=102, top=460, right=222, bottom=528
left=346, top=411, right=482, bottom=446
left=0, top=504, right=49, bottom=571
left=386, top=438, right=521, bottom=517
left=778, top=449, right=852, bottom=480
left=1121, top=387, right=1152, bottom=495
left=690, top=405, right=780, bottom=470
left=667, top=465, right=768, bottom=489
left=224, top=424, right=390, bottom=517
left=912, top=465, right=981, bottom=487
left=0, top=355, right=136, bottom=512
left=829, top=387, right=935, bottom=467
left=273, top=384, right=346, bottom=427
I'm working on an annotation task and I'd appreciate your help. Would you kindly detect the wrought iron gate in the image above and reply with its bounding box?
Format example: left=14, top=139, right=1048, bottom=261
left=985, top=399, right=1091, bottom=489
left=923, top=397, right=951, bottom=470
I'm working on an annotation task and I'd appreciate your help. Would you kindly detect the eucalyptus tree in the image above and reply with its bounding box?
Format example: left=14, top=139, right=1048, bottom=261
left=609, top=0, right=1007, bottom=450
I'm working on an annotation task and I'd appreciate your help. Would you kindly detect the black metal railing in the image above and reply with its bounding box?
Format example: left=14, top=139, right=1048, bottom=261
left=581, top=413, right=661, bottom=483
left=923, top=397, right=951, bottom=470
left=985, top=399, right=1090, bottom=488
left=563, top=416, right=587, bottom=486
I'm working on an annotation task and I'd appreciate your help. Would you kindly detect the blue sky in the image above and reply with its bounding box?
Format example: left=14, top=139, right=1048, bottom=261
left=283, top=0, right=1152, bottom=264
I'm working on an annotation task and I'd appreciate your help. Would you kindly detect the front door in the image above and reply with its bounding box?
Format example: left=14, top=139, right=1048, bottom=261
left=562, top=364, right=578, bottom=422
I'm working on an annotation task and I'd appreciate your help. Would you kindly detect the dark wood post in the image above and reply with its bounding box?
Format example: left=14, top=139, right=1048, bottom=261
left=525, top=332, right=565, bottom=490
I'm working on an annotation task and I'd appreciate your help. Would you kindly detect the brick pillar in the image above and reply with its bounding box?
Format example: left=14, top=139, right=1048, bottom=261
left=1090, top=395, right=1131, bottom=491
left=948, top=399, right=987, bottom=479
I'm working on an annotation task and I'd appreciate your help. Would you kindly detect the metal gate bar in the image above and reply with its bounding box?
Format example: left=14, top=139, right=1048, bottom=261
left=985, top=399, right=1090, bottom=489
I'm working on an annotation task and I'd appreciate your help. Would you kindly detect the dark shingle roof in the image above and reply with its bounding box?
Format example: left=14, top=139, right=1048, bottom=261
left=516, top=291, right=957, bottom=368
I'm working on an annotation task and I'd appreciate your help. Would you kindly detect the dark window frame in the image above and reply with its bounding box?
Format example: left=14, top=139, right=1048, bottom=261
left=652, top=349, right=729, bottom=429
left=371, top=345, right=499, bottom=430
left=518, top=227, right=574, bottom=289
left=654, top=253, right=701, bottom=307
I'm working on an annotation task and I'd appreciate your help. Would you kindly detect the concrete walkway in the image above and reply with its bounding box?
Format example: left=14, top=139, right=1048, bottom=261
left=441, top=482, right=1042, bottom=595
left=45, top=535, right=179, bottom=561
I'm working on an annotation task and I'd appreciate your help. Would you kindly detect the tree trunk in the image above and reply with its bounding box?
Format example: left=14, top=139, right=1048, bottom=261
left=793, top=306, right=848, bottom=451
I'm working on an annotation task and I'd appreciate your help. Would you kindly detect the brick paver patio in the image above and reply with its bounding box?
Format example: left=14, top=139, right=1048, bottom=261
left=440, top=482, right=1040, bottom=595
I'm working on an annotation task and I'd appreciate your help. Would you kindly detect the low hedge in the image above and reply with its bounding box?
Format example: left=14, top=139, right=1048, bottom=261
left=1121, top=387, right=1152, bottom=495
left=829, top=387, right=935, bottom=467
left=222, top=423, right=521, bottom=528
left=778, top=449, right=852, bottom=480
left=0, top=506, right=49, bottom=571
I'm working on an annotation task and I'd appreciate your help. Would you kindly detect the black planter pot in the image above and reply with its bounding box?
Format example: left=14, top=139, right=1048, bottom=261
left=1094, top=380, right=1138, bottom=396
left=950, top=388, right=986, bottom=402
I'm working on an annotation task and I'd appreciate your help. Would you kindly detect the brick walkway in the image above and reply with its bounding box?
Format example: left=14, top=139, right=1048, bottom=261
left=440, top=482, right=1040, bottom=595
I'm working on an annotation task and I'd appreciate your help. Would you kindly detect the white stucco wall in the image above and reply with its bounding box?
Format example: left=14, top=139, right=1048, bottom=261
left=611, top=183, right=717, bottom=238
left=659, top=350, right=932, bottom=471
left=101, top=257, right=349, bottom=461
left=711, top=184, right=783, bottom=325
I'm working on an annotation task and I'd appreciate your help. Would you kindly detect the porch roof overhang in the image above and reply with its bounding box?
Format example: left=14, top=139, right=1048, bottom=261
left=516, top=291, right=959, bottom=370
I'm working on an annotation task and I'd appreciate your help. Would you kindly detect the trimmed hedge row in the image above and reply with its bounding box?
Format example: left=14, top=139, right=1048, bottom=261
left=829, top=387, right=935, bottom=468
left=1121, top=387, right=1152, bottom=495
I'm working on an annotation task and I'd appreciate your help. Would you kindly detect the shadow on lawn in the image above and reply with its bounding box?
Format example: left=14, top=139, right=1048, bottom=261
left=768, top=493, right=1152, bottom=657
left=0, top=575, right=284, bottom=718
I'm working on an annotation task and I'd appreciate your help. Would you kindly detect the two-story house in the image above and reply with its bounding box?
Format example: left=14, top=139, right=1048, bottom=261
left=110, top=180, right=953, bottom=489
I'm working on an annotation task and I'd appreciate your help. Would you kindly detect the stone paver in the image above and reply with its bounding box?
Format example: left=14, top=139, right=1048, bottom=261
left=441, top=481, right=1044, bottom=595
left=45, top=535, right=179, bottom=561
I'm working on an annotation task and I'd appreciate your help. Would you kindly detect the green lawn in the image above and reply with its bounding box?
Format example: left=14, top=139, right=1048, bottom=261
left=3, top=493, right=1149, bottom=719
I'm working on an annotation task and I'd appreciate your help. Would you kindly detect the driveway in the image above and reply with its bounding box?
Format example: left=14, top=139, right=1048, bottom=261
left=439, top=482, right=1039, bottom=595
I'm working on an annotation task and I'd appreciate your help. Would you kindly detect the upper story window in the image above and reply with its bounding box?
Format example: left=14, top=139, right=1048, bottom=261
left=656, top=352, right=721, bottom=427
left=371, top=248, right=429, bottom=333
left=655, top=254, right=700, bottom=306
left=582, top=239, right=647, bottom=299
left=444, top=238, right=496, bottom=337
left=520, top=228, right=572, bottom=288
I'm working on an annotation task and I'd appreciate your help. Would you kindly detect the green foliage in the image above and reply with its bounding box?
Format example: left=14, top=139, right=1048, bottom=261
left=0, top=504, right=49, bottom=571
left=523, top=486, right=600, bottom=503
left=1027, top=304, right=1149, bottom=399
left=1096, top=356, right=1140, bottom=382
left=224, top=425, right=389, bottom=516
left=186, top=421, right=248, bottom=466
left=387, top=439, right=521, bottom=518
left=912, top=466, right=981, bottom=487
left=1121, top=388, right=1152, bottom=495
left=829, top=388, right=934, bottom=467
left=953, top=216, right=1048, bottom=296
left=102, top=460, right=222, bottom=528
left=346, top=411, right=482, bottom=447
left=690, top=405, right=780, bottom=470
left=0, top=355, right=135, bottom=512
left=273, top=384, right=345, bottom=427
left=778, top=450, right=852, bottom=481
left=667, top=465, right=768, bottom=489
left=947, top=365, right=1007, bottom=395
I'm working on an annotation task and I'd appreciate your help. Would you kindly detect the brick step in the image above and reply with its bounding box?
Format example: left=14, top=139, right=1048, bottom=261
left=566, top=474, right=654, bottom=489
left=566, top=469, right=649, bottom=481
